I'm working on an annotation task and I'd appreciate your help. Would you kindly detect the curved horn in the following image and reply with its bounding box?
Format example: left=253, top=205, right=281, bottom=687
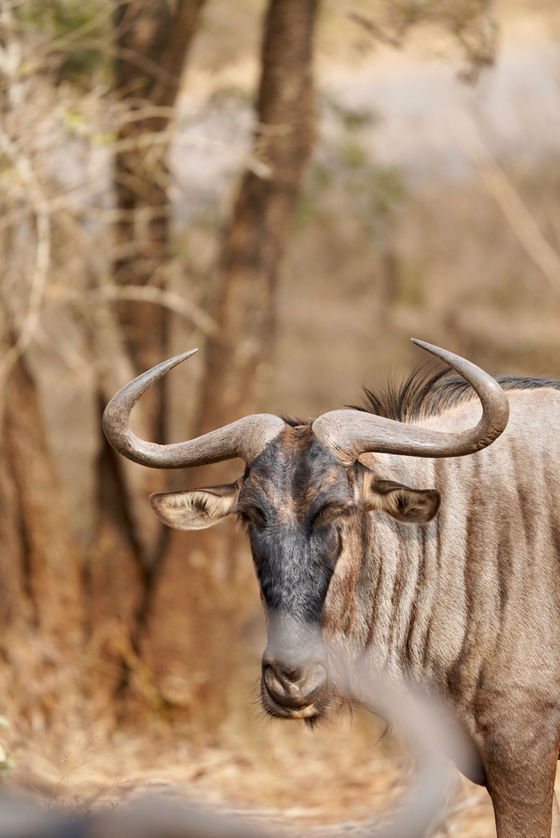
left=102, top=350, right=285, bottom=468
left=312, top=339, right=509, bottom=463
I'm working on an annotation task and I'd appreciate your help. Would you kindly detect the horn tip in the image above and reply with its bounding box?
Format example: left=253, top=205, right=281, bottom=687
left=410, top=338, right=445, bottom=357
left=410, top=337, right=432, bottom=350
left=166, top=347, right=199, bottom=367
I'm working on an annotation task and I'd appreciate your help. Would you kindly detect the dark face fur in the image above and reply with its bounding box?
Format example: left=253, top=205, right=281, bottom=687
left=150, top=425, right=440, bottom=723
left=238, top=426, right=356, bottom=721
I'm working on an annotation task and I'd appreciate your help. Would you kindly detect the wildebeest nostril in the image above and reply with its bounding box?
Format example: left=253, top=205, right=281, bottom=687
left=278, top=666, right=302, bottom=683
left=262, top=661, right=326, bottom=708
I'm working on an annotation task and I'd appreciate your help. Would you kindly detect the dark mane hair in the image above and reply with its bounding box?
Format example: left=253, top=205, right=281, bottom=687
left=350, top=366, right=560, bottom=423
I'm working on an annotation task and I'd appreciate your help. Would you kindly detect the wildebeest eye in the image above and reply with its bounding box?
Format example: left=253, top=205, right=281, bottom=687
left=237, top=505, right=266, bottom=528
left=311, top=503, right=353, bottom=530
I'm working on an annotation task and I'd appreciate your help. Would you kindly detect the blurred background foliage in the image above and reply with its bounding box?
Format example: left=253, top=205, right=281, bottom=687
left=1, top=1, right=560, bottom=835
left=16, top=0, right=111, bottom=80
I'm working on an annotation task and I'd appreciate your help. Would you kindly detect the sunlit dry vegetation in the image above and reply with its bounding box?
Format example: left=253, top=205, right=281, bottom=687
left=1, top=0, right=560, bottom=835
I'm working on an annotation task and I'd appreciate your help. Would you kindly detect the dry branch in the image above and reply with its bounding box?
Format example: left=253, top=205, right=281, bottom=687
left=55, top=284, right=218, bottom=336
left=0, top=132, right=51, bottom=395
left=456, top=114, right=560, bottom=294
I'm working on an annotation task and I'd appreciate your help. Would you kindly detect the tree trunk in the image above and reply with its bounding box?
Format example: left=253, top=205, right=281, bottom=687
left=0, top=348, right=85, bottom=732
left=197, top=0, right=320, bottom=433
left=86, top=1, right=208, bottom=717
left=143, top=0, right=321, bottom=722
left=0, top=0, right=319, bottom=732
left=112, top=0, right=207, bottom=381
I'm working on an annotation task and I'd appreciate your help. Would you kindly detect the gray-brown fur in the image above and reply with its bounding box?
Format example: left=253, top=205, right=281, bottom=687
left=325, top=384, right=560, bottom=837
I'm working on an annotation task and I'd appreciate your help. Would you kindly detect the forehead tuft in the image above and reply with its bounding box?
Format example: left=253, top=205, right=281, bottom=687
left=258, top=424, right=334, bottom=470
left=241, top=424, right=350, bottom=513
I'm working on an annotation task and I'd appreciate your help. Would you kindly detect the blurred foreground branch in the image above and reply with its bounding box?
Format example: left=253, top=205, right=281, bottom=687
left=0, top=649, right=459, bottom=838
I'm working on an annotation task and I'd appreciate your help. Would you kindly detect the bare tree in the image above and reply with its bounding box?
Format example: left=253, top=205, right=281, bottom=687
left=349, top=0, right=497, bottom=83
left=142, top=0, right=321, bottom=719
left=0, top=1, right=210, bottom=724
left=113, top=0, right=207, bottom=380
left=0, top=0, right=321, bottom=727
left=88, top=0, right=209, bottom=716
left=196, top=0, right=320, bottom=433
left=0, top=8, right=86, bottom=727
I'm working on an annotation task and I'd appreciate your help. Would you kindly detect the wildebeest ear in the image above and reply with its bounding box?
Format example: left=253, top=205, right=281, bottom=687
left=150, top=483, right=240, bottom=530
left=367, top=479, right=440, bottom=524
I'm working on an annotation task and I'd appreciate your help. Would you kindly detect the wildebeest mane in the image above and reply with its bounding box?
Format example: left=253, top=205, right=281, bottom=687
left=281, top=368, right=560, bottom=427
left=351, top=366, right=560, bottom=423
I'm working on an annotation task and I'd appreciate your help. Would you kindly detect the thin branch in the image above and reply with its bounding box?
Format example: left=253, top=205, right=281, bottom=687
left=42, top=0, right=114, bottom=49
left=0, top=132, right=51, bottom=390
left=54, top=284, right=219, bottom=336
left=456, top=114, right=560, bottom=295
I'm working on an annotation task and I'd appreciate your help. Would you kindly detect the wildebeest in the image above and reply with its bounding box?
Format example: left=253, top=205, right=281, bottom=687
left=103, top=340, right=560, bottom=838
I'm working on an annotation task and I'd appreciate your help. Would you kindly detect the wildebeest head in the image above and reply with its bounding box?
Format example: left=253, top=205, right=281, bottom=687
left=103, top=341, right=509, bottom=722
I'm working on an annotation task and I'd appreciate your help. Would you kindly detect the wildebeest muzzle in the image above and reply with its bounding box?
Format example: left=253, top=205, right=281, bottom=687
left=261, top=614, right=330, bottom=719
